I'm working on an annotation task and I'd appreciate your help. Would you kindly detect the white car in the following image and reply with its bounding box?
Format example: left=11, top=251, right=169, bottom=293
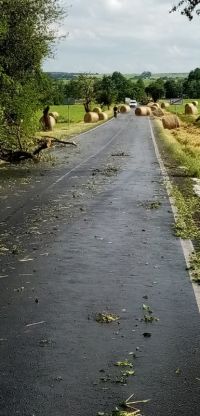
left=129, top=100, right=137, bottom=108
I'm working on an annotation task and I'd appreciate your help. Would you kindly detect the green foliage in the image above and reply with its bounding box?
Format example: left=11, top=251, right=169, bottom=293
left=171, top=187, right=200, bottom=239
left=95, top=75, right=116, bottom=109
left=189, top=251, right=200, bottom=284
left=65, top=74, right=96, bottom=112
left=0, top=78, right=40, bottom=149
left=164, top=78, right=184, bottom=99
left=66, top=71, right=148, bottom=109
left=0, top=0, right=64, bottom=150
left=140, top=71, right=152, bottom=79
left=111, top=71, right=128, bottom=102
left=145, top=79, right=165, bottom=102
left=170, top=1, right=200, bottom=20
left=182, top=68, right=200, bottom=98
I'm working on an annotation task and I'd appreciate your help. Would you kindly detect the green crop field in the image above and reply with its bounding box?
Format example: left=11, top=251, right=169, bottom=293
left=37, top=104, right=113, bottom=139
left=37, top=104, right=85, bottom=124
left=161, top=98, right=200, bottom=115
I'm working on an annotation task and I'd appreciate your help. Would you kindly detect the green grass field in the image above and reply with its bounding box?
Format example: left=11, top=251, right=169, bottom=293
left=37, top=104, right=113, bottom=139
left=37, top=104, right=85, bottom=124
left=165, top=99, right=199, bottom=115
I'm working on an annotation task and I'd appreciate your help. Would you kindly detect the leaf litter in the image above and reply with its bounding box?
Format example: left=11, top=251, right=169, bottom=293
left=142, top=304, right=159, bottom=323
left=97, top=393, right=150, bottom=416
left=95, top=313, right=120, bottom=323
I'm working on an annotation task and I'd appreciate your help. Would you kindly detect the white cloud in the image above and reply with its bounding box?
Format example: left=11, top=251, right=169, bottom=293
left=43, top=0, right=200, bottom=73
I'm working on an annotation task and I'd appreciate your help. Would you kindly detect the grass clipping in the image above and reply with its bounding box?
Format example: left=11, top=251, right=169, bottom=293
left=97, top=394, right=150, bottom=416
left=171, top=186, right=200, bottom=239
left=189, top=251, right=200, bottom=284
left=95, top=312, right=120, bottom=323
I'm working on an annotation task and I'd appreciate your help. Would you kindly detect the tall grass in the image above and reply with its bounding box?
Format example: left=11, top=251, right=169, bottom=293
left=154, top=120, right=200, bottom=177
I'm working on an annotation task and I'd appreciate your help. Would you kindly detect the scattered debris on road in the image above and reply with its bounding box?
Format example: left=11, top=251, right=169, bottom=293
left=95, top=312, right=120, bottom=323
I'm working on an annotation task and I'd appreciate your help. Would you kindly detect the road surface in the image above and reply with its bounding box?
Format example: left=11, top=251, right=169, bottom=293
left=0, top=112, right=199, bottom=416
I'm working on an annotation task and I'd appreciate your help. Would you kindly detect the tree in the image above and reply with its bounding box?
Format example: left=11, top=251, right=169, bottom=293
left=111, top=72, right=128, bottom=102
left=0, top=0, right=64, bottom=150
left=182, top=68, right=200, bottom=98
left=66, top=74, right=96, bottom=112
left=145, top=80, right=165, bottom=102
left=95, top=76, right=117, bottom=109
left=164, top=79, right=184, bottom=99
left=170, top=1, right=200, bottom=19
left=140, top=71, right=152, bottom=79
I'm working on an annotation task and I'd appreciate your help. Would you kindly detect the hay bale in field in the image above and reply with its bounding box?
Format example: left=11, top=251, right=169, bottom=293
left=99, top=112, right=108, bottom=121
left=147, top=102, right=155, bottom=108
left=40, top=115, right=56, bottom=131
left=162, top=115, right=180, bottom=130
left=92, top=107, right=102, bottom=114
left=135, top=106, right=151, bottom=116
left=152, top=108, right=165, bottom=117
left=185, top=103, right=198, bottom=115
left=151, top=105, right=159, bottom=112
left=149, top=102, right=160, bottom=109
left=161, top=102, right=169, bottom=109
left=49, top=111, right=59, bottom=121
left=84, top=112, right=99, bottom=123
left=192, top=101, right=199, bottom=107
left=120, top=104, right=130, bottom=113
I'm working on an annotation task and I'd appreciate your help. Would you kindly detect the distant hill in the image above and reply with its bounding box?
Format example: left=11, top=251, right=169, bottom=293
left=152, top=73, right=188, bottom=79
left=46, top=72, right=100, bottom=80
left=46, top=72, right=189, bottom=81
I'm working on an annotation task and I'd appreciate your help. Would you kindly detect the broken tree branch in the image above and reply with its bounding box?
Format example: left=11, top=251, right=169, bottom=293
left=0, top=136, right=77, bottom=163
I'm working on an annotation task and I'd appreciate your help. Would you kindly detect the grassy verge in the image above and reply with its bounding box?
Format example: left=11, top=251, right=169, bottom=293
left=171, top=186, right=200, bottom=239
left=188, top=251, right=200, bottom=284
left=154, top=119, right=200, bottom=177
left=154, top=112, right=200, bottom=283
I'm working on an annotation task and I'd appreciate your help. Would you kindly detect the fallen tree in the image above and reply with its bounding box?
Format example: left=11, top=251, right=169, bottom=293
left=0, top=137, right=77, bottom=163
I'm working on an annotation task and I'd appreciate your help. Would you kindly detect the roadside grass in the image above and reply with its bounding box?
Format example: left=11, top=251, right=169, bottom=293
left=188, top=251, right=200, bottom=284
left=154, top=113, right=200, bottom=278
left=154, top=120, right=200, bottom=177
left=171, top=186, right=200, bottom=239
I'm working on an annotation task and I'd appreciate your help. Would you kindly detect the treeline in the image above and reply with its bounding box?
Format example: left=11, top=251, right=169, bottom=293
left=45, top=68, right=200, bottom=108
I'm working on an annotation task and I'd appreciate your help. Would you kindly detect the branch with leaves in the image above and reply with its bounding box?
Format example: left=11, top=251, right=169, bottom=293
left=170, top=0, right=200, bottom=20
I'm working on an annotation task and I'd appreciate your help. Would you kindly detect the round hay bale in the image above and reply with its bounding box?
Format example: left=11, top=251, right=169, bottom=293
left=49, top=111, right=59, bottom=121
left=192, top=101, right=198, bottom=107
left=152, top=108, right=165, bottom=117
left=120, top=104, right=130, bottom=113
left=185, top=103, right=198, bottom=115
left=99, top=112, right=108, bottom=121
left=149, top=102, right=160, bottom=109
left=92, top=107, right=102, bottom=114
left=135, top=107, right=151, bottom=116
left=84, top=112, right=99, bottom=123
left=162, top=115, right=180, bottom=130
left=40, top=115, right=56, bottom=131
left=147, top=102, right=155, bottom=108
left=151, top=105, right=159, bottom=111
left=161, top=102, right=169, bottom=109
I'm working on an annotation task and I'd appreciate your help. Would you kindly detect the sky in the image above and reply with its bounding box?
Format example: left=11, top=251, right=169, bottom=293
left=43, top=0, right=200, bottom=74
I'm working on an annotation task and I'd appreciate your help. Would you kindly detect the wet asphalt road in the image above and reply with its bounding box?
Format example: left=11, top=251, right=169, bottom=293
left=0, top=112, right=200, bottom=416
